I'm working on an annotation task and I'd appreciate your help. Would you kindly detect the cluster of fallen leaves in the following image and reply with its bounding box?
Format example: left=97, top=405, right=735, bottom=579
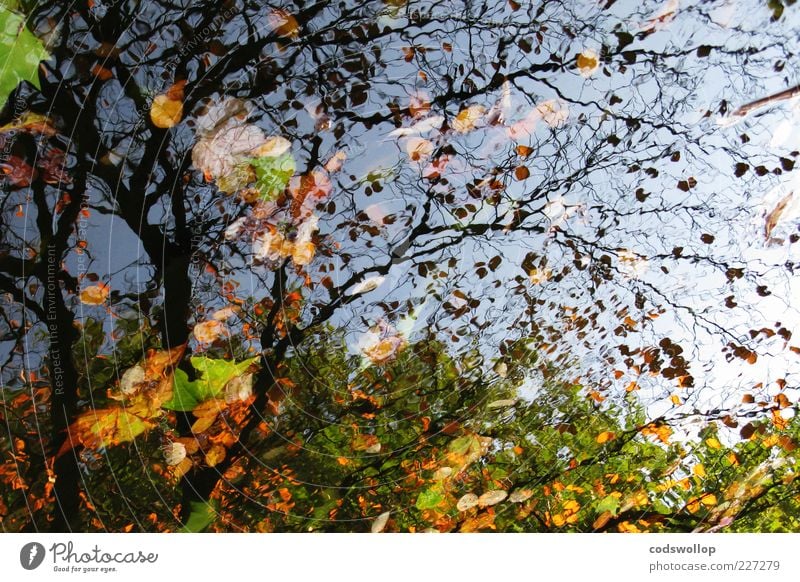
left=186, top=95, right=349, bottom=269
left=191, top=97, right=296, bottom=200
left=389, top=82, right=570, bottom=196
left=61, top=346, right=260, bottom=479
left=0, top=113, right=70, bottom=188
left=60, top=346, right=186, bottom=455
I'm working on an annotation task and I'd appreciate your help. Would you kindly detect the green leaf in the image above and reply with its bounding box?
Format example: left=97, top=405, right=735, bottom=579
left=596, top=495, right=621, bottom=517
left=162, top=356, right=258, bottom=411
left=191, top=355, right=258, bottom=399
left=0, top=6, right=49, bottom=108
left=415, top=486, right=444, bottom=510
left=162, top=368, right=201, bottom=412
left=250, top=152, right=295, bottom=201
left=179, top=500, right=218, bottom=533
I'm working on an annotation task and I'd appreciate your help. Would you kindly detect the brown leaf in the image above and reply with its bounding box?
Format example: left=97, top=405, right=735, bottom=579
left=765, top=192, right=794, bottom=240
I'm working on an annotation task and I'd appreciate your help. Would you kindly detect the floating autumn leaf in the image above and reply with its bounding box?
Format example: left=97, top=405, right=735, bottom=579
left=408, top=91, right=431, bottom=118
left=61, top=347, right=184, bottom=455
left=193, top=320, right=227, bottom=344
left=205, top=444, right=226, bottom=467
left=405, top=137, right=434, bottom=161
left=0, top=6, right=49, bottom=109
left=639, top=0, right=679, bottom=32
left=288, top=171, right=332, bottom=215
left=576, top=49, right=600, bottom=78
left=251, top=135, right=292, bottom=158
left=422, top=155, right=451, bottom=180
left=150, top=87, right=184, bottom=129
left=460, top=512, right=496, bottom=532
left=641, top=422, right=672, bottom=444
left=764, top=191, right=796, bottom=240
left=551, top=500, right=581, bottom=527
left=163, top=356, right=258, bottom=412
left=452, top=104, right=486, bottom=133
left=253, top=214, right=319, bottom=266
left=252, top=152, right=296, bottom=201
left=324, top=150, right=347, bottom=173
left=224, top=373, right=254, bottom=404
left=617, top=249, right=649, bottom=279
left=456, top=493, right=480, bottom=511
left=509, top=489, right=533, bottom=503
left=79, top=283, right=110, bottom=305
left=63, top=408, right=155, bottom=453
left=192, top=97, right=296, bottom=197
left=371, top=511, right=391, bottom=533
left=507, top=99, right=569, bottom=140
left=493, top=361, right=508, bottom=378
left=0, top=155, right=35, bottom=187
left=388, top=115, right=444, bottom=137
left=163, top=442, right=187, bottom=466
left=432, top=466, right=453, bottom=480
left=193, top=123, right=267, bottom=182
left=267, top=9, right=299, bottom=38
left=693, top=463, right=707, bottom=478
left=351, top=433, right=381, bottom=452
left=211, top=306, right=239, bottom=321
left=686, top=493, right=717, bottom=513
left=119, top=364, right=146, bottom=396
left=528, top=267, right=552, bottom=285
left=348, top=276, right=386, bottom=296
left=362, top=334, right=406, bottom=365
left=596, top=431, right=615, bottom=444
left=537, top=99, right=569, bottom=128
left=477, top=489, right=508, bottom=507
left=0, top=112, right=56, bottom=137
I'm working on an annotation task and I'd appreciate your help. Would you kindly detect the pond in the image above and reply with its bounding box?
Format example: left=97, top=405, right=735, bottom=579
left=0, top=0, right=798, bottom=533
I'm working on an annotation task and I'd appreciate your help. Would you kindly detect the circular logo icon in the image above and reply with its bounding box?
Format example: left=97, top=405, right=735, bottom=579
left=19, top=542, right=45, bottom=570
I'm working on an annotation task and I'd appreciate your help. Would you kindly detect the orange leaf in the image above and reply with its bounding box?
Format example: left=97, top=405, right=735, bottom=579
left=150, top=94, right=183, bottom=129
left=596, top=431, right=615, bottom=444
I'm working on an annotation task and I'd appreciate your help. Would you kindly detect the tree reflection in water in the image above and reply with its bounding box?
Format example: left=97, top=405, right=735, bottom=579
left=0, top=0, right=798, bottom=532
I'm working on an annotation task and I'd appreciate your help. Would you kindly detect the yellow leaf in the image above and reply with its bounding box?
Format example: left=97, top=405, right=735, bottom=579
left=617, top=521, right=640, bottom=533
left=150, top=94, right=183, bottom=129
left=452, top=104, right=485, bottom=133
left=192, top=398, right=227, bottom=418
left=459, top=511, right=496, bottom=532
left=205, top=444, right=226, bottom=467
left=701, top=493, right=717, bottom=507
left=191, top=414, right=217, bottom=434
left=173, top=457, right=193, bottom=479
left=706, top=437, right=721, bottom=450
left=693, top=463, right=706, bottom=478
left=79, top=283, right=109, bottom=305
